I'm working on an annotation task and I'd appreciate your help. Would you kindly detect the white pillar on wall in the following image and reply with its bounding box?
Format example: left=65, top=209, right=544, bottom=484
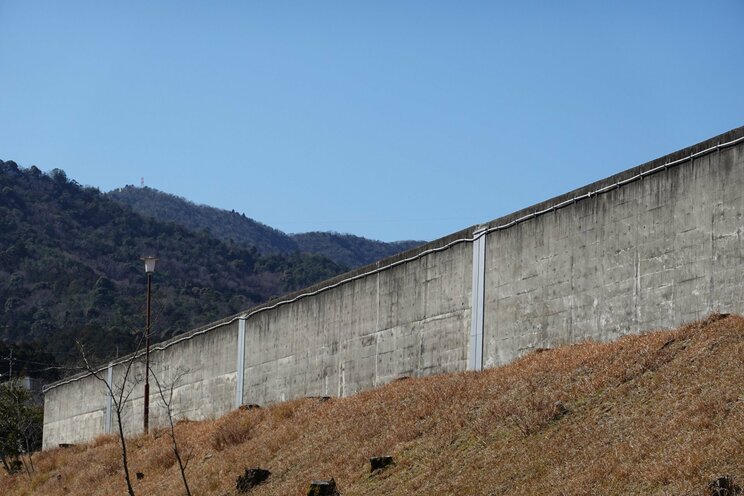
left=104, top=363, right=113, bottom=433
left=469, top=228, right=487, bottom=371
left=235, top=317, right=246, bottom=408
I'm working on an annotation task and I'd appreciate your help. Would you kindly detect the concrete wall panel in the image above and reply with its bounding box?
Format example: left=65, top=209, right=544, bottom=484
left=243, top=242, right=472, bottom=405
left=482, top=137, right=744, bottom=367
left=42, top=374, right=107, bottom=449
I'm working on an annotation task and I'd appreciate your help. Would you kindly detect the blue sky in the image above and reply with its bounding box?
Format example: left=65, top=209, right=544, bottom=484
left=1, top=1, right=743, bottom=242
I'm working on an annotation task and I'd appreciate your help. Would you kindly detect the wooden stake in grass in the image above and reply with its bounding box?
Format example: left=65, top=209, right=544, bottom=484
left=236, top=467, right=271, bottom=493
left=307, top=478, right=340, bottom=496
left=369, top=456, right=393, bottom=473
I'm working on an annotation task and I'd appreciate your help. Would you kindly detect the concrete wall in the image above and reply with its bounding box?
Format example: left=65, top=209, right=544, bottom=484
left=244, top=241, right=472, bottom=405
left=44, top=372, right=108, bottom=447
left=43, top=126, right=744, bottom=449
left=43, top=320, right=241, bottom=448
left=482, top=129, right=744, bottom=366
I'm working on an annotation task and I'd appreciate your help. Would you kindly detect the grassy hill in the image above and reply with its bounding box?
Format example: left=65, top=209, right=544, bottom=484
left=4, top=314, right=744, bottom=495
left=108, top=185, right=424, bottom=268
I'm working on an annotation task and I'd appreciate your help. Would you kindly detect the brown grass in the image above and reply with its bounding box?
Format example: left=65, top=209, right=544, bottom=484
left=3, top=313, right=744, bottom=495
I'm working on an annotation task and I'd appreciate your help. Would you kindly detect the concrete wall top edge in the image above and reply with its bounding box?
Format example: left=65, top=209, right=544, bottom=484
left=43, top=125, right=744, bottom=394
left=43, top=319, right=239, bottom=393
left=479, top=126, right=744, bottom=233
left=234, top=126, right=744, bottom=309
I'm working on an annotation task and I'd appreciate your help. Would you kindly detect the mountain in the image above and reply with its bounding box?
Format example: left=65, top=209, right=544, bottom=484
left=0, top=161, right=346, bottom=367
left=107, top=186, right=424, bottom=268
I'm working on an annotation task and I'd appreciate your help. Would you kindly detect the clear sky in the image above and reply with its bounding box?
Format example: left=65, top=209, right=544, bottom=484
left=1, top=1, right=743, bottom=242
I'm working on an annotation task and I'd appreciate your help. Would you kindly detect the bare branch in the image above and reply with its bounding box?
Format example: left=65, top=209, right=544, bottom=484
left=76, top=336, right=145, bottom=496
left=150, top=367, right=192, bottom=496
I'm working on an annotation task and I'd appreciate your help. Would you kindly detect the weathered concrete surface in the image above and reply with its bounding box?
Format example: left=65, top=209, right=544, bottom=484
left=42, top=126, right=744, bottom=449
left=42, top=320, right=241, bottom=449
left=482, top=129, right=744, bottom=366
left=43, top=372, right=107, bottom=448
left=243, top=242, right=472, bottom=405
left=147, top=319, right=240, bottom=427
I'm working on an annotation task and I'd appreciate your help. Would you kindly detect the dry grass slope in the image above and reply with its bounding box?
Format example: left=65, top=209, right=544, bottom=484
left=3, top=314, right=744, bottom=495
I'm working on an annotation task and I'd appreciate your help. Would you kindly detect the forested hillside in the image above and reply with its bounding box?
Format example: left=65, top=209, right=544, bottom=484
left=108, top=186, right=423, bottom=267
left=0, top=161, right=345, bottom=370
left=107, top=186, right=293, bottom=255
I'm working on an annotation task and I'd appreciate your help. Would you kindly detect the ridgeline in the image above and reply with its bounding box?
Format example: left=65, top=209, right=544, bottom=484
left=107, top=185, right=424, bottom=268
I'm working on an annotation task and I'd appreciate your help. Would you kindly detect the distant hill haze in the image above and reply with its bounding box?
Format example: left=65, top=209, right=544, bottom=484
left=107, top=185, right=424, bottom=268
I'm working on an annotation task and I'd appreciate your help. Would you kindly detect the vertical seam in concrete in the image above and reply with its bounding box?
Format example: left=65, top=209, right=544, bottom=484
left=634, top=233, right=641, bottom=329
left=338, top=362, right=345, bottom=397
left=469, top=229, right=486, bottom=371
left=708, top=147, right=716, bottom=312
left=374, top=335, right=379, bottom=387
left=375, top=270, right=380, bottom=386
left=478, top=233, right=486, bottom=369
left=376, top=270, right=380, bottom=332
left=105, top=363, right=113, bottom=434
left=235, top=318, right=246, bottom=408
left=708, top=152, right=715, bottom=313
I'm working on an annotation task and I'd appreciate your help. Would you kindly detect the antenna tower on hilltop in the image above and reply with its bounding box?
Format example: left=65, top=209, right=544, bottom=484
left=141, top=177, right=145, bottom=188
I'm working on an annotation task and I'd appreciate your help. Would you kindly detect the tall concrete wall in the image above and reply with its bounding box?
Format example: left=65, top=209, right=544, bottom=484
left=483, top=135, right=744, bottom=366
left=43, top=319, right=241, bottom=448
left=43, top=126, right=744, bottom=449
left=244, top=241, right=472, bottom=405
left=44, top=371, right=108, bottom=447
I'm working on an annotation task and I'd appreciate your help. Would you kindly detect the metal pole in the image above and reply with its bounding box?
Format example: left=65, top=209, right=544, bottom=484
left=469, top=227, right=486, bottom=371
left=144, top=271, right=151, bottom=435
left=235, top=317, right=246, bottom=408
left=105, top=363, right=113, bottom=434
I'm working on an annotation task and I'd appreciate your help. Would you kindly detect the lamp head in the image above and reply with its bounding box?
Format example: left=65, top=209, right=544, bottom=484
left=142, top=256, right=158, bottom=274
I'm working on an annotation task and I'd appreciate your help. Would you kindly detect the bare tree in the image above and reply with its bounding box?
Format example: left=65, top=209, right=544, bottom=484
left=77, top=339, right=143, bottom=496
left=150, top=367, right=192, bottom=496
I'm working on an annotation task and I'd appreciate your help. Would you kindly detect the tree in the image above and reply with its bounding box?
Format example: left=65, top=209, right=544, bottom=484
left=151, top=367, right=192, bottom=496
left=78, top=340, right=143, bottom=496
left=0, top=381, right=43, bottom=476
left=50, top=168, right=68, bottom=184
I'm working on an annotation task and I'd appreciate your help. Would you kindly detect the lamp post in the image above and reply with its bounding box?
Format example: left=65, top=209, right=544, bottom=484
left=142, top=256, right=157, bottom=435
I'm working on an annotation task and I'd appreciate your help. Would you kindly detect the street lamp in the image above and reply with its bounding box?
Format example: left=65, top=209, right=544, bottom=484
left=142, top=256, right=157, bottom=435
